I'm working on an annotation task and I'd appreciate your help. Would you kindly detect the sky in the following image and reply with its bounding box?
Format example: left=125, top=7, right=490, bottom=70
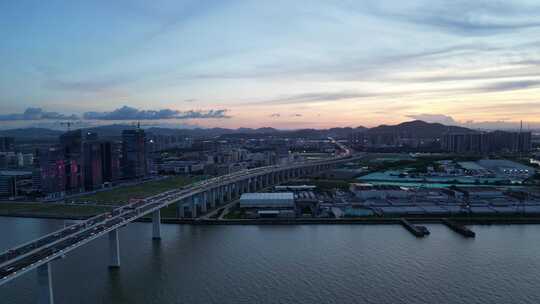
left=1, top=0, right=540, bottom=130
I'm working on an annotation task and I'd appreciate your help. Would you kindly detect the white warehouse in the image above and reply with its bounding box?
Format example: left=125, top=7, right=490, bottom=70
left=240, top=193, right=295, bottom=218
left=240, top=193, right=295, bottom=208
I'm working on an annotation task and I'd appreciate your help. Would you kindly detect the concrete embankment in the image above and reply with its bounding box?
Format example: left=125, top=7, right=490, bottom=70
left=163, top=217, right=540, bottom=225
left=5, top=214, right=540, bottom=226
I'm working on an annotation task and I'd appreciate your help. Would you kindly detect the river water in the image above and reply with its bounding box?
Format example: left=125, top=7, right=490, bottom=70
left=1, top=217, right=539, bottom=304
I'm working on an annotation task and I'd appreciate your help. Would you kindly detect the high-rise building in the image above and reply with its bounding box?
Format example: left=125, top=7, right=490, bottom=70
left=122, top=129, right=147, bottom=179
left=33, top=147, right=66, bottom=198
left=441, top=132, right=489, bottom=154
left=0, top=137, right=15, bottom=152
left=100, top=141, right=120, bottom=183
left=59, top=130, right=84, bottom=193
left=348, top=131, right=366, bottom=147
left=0, top=175, right=17, bottom=197
left=442, top=131, right=532, bottom=154
left=33, top=131, right=122, bottom=195
left=83, top=140, right=103, bottom=191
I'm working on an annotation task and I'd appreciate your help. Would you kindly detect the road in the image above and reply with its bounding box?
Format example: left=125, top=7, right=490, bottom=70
left=0, top=151, right=360, bottom=286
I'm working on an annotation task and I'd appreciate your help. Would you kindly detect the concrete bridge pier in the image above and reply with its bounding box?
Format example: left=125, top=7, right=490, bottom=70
left=230, top=184, right=236, bottom=199
left=209, top=189, right=216, bottom=209
left=253, top=177, right=258, bottom=191
left=152, top=210, right=161, bottom=240
left=234, top=183, right=240, bottom=198
left=108, top=229, right=121, bottom=268
left=226, top=185, right=232, bottom=201
left=175, top=201, right=184, bottom=219
left=191, top=195, right=198, bottom=218
left=231, top=184, right=235, bottom=197
left=200, top=192, right=208, bottom=214
left=214, top=188, right=220, bottom=205
left=257, top=176, right=263, bottom=189
left=218, top=188, right=222, bottom=203
left=242, top=181, right=248, bottom=193
left=234, top=183, right=239, bottom=196
left=37, top=262, right=54, bottom=304
left=217, top=188, right=223, bottom=204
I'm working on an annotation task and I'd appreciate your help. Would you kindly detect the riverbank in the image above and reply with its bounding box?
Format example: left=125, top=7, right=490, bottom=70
left=4, top=200, right=540, bottom=225
left=4, top=211, right=540, bottom=225
left=159, top=217, right=540, bottom=225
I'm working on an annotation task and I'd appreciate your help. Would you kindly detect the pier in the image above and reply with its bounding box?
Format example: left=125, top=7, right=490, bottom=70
left=442, top=219, right=475, bottom=238
left=400, top=218, right=429, bottom=237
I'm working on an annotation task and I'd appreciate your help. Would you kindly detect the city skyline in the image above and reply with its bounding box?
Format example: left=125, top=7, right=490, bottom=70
left=1, top=1, right=540, bottom=129
left=3, top=2, right=540, bottom=304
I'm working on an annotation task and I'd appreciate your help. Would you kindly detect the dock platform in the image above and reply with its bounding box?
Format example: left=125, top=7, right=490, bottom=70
left=442, top=219, right=475, bottom=238
left=400, top=218, right=429, bottom=237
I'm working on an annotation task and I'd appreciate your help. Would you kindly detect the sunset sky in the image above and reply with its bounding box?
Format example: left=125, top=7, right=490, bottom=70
left=1, top=0, right=540, bottom=129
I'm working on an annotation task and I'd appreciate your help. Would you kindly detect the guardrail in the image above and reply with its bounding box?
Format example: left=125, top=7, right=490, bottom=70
left=0, top=152, right=360, bottom=286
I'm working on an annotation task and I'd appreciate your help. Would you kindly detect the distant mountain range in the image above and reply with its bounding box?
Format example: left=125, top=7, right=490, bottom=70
left=0, top=128, right=64, bottom=142
left=366, top=120, right=474, bottom=138
left=0, top=120, right=475, bottom=142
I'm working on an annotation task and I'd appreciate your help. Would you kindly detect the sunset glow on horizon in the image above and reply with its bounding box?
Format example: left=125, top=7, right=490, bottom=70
left=1, top=0, right=540, bottom=130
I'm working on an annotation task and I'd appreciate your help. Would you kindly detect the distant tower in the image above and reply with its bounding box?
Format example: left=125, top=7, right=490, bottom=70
left=519, top=120, right=526, bottom=157
left=122, top=128, right=147, bottom=179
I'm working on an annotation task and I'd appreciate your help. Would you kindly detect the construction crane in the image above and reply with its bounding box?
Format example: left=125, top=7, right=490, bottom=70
left=129, top=121, right=156, bottom=129
left=59, top=121, right=81, bottom=131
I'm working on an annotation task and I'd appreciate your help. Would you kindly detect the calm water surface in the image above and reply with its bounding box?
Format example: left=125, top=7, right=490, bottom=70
left=1, top=217, right=539, bottom=304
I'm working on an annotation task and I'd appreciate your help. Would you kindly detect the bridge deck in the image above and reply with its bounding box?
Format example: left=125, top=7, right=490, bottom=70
left=0, top=152, right=359, bottom=286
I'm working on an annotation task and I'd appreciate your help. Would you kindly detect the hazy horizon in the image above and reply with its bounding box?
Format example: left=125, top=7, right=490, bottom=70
left=1, top=1, right=540, bottom=129
left=0, top=117, right=537, bottom=132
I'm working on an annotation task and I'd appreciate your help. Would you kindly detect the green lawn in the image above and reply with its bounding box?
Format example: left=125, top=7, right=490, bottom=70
left=151, top=204, right=178, bottom=218
left=73, top=176, right=203, bottom=205
left=0, top=203, right=112, bottom=218
left=0, top=176, right=203, bottom=219
left=223, top=209, right=245, bottom=219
